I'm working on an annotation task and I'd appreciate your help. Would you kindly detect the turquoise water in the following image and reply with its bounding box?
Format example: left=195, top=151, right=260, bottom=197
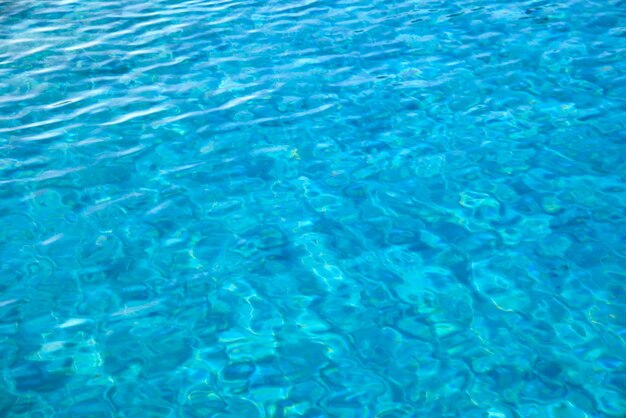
left=1, top=0, right=625, bottom=416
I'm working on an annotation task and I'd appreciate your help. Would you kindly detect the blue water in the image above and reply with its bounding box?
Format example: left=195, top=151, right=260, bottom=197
left=1, top=0, right=625, bottom=416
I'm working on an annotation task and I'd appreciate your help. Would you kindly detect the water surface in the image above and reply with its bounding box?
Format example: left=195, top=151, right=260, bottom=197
left=1, top=0, right=625, bottom=416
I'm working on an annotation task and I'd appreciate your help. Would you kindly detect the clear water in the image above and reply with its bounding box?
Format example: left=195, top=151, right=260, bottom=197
left=1, top=0, right=625, bottom=416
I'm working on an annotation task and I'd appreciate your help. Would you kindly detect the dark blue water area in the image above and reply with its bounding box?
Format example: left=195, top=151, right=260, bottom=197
left=0, top=0, right=625, bottom=416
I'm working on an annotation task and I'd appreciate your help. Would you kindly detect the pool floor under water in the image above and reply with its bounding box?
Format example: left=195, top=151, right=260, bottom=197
left=0, top=0, right=625, bottom=416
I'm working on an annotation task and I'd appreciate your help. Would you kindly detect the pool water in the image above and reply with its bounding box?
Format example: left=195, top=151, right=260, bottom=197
left=1, top=0, right=625, bottom=416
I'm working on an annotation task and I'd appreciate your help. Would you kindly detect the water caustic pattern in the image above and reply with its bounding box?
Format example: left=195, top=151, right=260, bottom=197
left=0, top=0, right=625, bottom=416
